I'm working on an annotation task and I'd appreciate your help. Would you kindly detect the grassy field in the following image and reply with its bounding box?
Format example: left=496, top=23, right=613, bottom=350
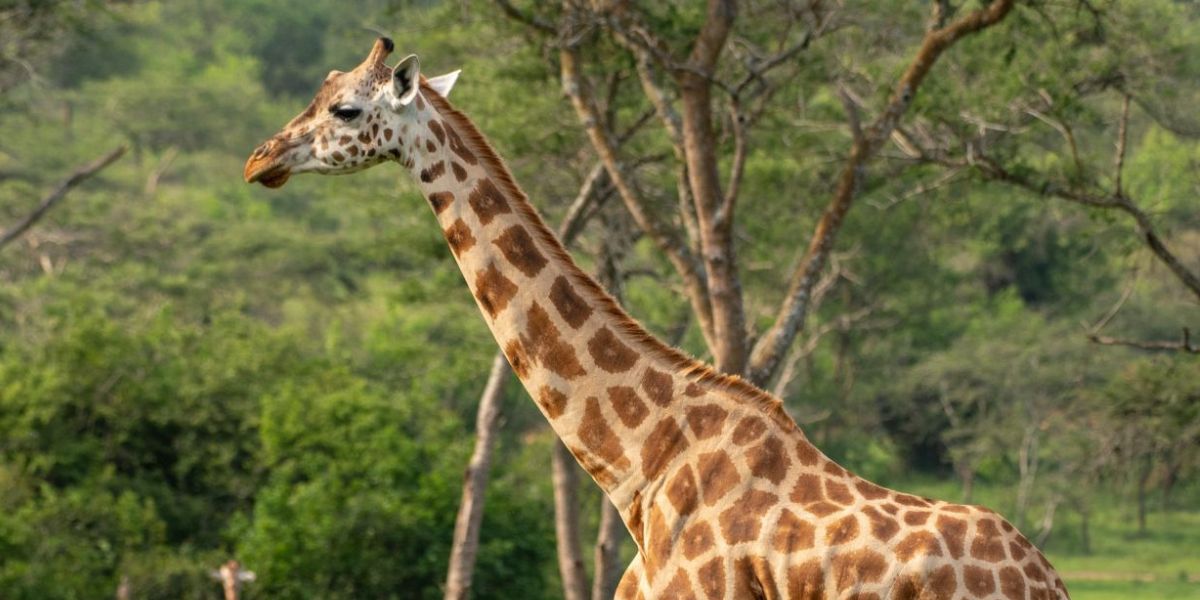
left=891, top=479, right=1200, bottom=599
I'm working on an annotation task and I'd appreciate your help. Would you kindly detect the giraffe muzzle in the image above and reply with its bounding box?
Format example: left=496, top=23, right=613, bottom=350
left=243, top=140, right=291, bottom=188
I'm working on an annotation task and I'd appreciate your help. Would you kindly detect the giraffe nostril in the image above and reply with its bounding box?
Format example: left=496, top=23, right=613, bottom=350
left=254, top=142, right=273, bottom=158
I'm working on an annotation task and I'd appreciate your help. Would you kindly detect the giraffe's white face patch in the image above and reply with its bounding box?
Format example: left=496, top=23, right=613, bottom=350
left=244, top=38, right=458, bottom=187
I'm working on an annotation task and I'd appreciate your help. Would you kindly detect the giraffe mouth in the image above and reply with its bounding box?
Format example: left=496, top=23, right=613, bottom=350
left=244, top=160, right=291, bottom=189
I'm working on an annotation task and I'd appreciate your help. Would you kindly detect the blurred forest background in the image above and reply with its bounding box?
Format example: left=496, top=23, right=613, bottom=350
left=0, top=0, right=1197, bottom=598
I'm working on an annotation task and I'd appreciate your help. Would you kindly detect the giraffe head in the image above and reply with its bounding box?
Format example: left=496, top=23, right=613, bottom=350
left=244, top=37, right=459, bottom=188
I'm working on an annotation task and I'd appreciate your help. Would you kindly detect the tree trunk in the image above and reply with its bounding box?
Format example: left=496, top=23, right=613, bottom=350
left=1080, top=508, right=1091, bottom=555
left=553, top=440, right=590, bottom=600
left=443, top=353, right=511, bottom=600
left=1136, top=459, right=1151, bottom=536
left=956, top=461, right=975, bottom=504
left=591, top=499, right=626, bottom=600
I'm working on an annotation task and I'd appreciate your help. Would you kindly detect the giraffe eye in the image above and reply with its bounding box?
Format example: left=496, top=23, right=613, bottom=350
left=331, top=106, right=362, bottom=122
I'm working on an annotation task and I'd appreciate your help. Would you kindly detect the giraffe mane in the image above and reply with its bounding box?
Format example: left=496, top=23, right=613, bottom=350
left=420, top=81, right=795, bottom=428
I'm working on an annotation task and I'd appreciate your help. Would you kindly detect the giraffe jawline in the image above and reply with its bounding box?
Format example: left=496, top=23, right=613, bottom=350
left=257, top=169, right=290, bottom=188
left=246, top=164, right=291, bottom=188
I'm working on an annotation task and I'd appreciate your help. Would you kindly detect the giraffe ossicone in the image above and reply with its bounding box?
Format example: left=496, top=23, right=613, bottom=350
left=245, top=38, right=1070, bottom=600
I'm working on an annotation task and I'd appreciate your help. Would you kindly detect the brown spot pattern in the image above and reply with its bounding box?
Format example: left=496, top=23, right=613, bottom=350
left=964, top=565, right=996, bottom=597
left=503, top=339, right=528, bottom=379
left=419, top=160, right=445, bottom=182
left=747, top=435, right=790, bottom=485
left=536, top=386, right=567, bottom=419
left=641, top=367, right=673, bottom=407
left=894, top=530, right=942, bottom=561
left=719, top=490, right=777, bottom=544
left=549, top=275, right=592, bottom=328
left=443, top=219, right=475, bottom=257
left=795, top=440, right=821, bottom=466
left=474, top=263, right=517, bottom=318
left=428, top=191, right=454, bottom=214
left=826, top=513, right=860, bottom=546
left=680, top=521, right=714, bottom=560
left=927, top=565, right=957, bottom=598
left=972, top=518, right=1007, bottom=562
left=685, top=404, right=727, bottom=440
left=451, top=161, right=468, bottom=182
left=697, top=451, right=739, bottom=506
left=607, top=386, right=648, bottom=428
left=445, top=124, right=477, bottom=164
left=790, top=474, right=824, bottom=504
left=999, top=566, right=1026, bottom=599
left=685, top=382, right=705, bottom=397
left=825, top=479, right=854, bottom=505
left=577, top=396, right=630, bottom=472
left=937, top=515, right=967, bottom=559
left=428, top=119, right=446, bottom=144
left=861, top=506, right=900, bottom=542
left=772, top=509, right=815, bottom=553
left=731, top=416, right=766, bottom=445
left=855, top=480, right=889, bottom=500
left=698, top=557, right=725, bottom=600
left=830, top=548, right=887, bottom=591
left=894, top=494, right=930, bottom=507
left=587, top=327, right=638, bottom=373
left=665, top=465, right=698, bottom=517
left=903, top=510, right=931, bottom=526
left=467, top=178, right=510, bottom=225
left=662, top=569, right=694, bottom=600
left=519, top=302, right=586, bottom=379
left=786, top=559, right=824, bottom=599
left=493, top=224, right=547, bottom=278
left=640, top=418, right=686, bottom=481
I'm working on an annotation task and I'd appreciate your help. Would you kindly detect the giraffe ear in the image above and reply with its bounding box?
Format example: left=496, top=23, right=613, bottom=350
left=425, top=70, right=460, bottom=98
left=391, top=54, right=420, bottom=108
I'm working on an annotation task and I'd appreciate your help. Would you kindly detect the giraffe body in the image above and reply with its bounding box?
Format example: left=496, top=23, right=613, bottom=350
left=244, top=39, right=1069, bottom=600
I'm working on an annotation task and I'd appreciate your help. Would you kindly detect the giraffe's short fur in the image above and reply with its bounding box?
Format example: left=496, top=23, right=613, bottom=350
left=246, top=38, right=1070, bottom=600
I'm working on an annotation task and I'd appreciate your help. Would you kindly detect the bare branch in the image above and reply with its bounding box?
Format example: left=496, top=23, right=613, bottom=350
left=0, top=145, right=126, bottom=251
left=1114, top=93, right=1131, bottom=196
left=1089, top=328, right=1199, bottom=354
left=492, top=0, right=556, bottom=35
left=747, top=0, right=1016, bottom=385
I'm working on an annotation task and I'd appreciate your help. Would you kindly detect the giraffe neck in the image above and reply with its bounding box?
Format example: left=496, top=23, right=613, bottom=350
left=399, top=86, right=810, bottom=526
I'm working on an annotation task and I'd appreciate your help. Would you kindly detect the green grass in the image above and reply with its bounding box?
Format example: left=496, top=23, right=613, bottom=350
left=874, top=477, right=1200, bottom=599
left=1064, top=581, right=1200, bottom=600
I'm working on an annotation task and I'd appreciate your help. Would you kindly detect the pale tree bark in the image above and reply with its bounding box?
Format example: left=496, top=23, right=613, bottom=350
left=0, top=145, right=125, bottom=250
left=443, top=164, right=612, bottom=600
left=443, top=353, right=511, bottom=600
left=552, top=440, right=589, bottom=600
left=674, top=0, right=748, bottom=375
left=591, top=499, right=625, bottom=600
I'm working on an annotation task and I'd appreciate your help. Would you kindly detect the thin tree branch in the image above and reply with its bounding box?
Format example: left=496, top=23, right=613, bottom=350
left=0, top=145, right=126, bottom=250
left=1089, top=328, right=1199, bottom=354
left=559, top=15, right=718, bottom=350
left=493, top=0, right=556, bottom=35
left=1114, top=93, right=1131, bottom=196
left=747, top=0, right=1016, bottom=385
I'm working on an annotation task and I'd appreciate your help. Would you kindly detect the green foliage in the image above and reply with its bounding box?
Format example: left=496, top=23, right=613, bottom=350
left=0, top=0, right=1197, bottom=597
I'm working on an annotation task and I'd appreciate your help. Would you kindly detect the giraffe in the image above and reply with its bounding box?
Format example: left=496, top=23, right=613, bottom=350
left=244, top=38, right=1070, bottom=600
